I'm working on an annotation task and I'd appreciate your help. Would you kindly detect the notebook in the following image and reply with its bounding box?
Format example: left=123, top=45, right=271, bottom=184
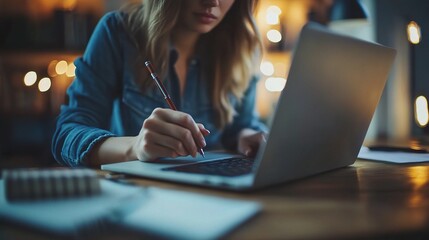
left=0, top=178, right=261, bottom=239
left=3, top=168, right=101, bottom=201
left=0, top=178, right=144, bottom=236
left=102, top=22, right=396, bottom=191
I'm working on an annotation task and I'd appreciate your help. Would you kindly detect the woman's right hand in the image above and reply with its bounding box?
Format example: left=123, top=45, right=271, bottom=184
left=132, top=108, right=210, bottom=161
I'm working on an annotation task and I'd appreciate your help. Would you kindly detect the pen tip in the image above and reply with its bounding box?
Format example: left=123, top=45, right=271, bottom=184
left=199, top=149, right=205, bottom=158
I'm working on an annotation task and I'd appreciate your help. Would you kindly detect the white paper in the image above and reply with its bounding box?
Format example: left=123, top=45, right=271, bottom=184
left=0, top=179, right=260, bottom=239
left=358, top=146, right=429, bottom=164
left=122, top=187, right=261, bottom=240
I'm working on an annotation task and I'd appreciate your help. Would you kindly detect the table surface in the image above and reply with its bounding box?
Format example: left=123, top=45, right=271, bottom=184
left=2, top=159, right=429, bottom=239
left=105, top=159, right=429, bottom=239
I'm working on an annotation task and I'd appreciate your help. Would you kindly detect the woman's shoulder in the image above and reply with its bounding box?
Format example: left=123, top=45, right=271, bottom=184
left=97, top=7, right=145, bottom=42
left=96, top=11, right=128, bottom=32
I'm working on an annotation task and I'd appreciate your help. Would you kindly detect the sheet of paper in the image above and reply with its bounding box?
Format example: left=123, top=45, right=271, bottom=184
left=0, top=178, right=261, bottom=239
left=121, top=187, right=261, bottom=240
left=358, top=146, right=429, bottom=164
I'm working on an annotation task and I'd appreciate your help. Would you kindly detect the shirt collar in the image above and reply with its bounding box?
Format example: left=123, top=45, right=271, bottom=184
left=168, top=43, right=200, bottom=66
left=169, top=44, right=179, bottom=65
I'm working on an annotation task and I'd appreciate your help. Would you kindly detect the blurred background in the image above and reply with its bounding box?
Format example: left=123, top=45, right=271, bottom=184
left=0, top=0, right=428, bottom=167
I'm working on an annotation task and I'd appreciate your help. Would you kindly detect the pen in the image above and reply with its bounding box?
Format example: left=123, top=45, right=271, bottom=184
left=144, top=60, right=205, bottom=158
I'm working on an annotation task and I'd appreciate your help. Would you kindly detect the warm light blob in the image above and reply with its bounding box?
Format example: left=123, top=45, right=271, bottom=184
left=415, top=95, right=429, bottom=127
left=260, top=61, right=275, bottom=76
left=48, top=60, right=58, bottom=77
left=267, top=5, right=282, bottom=16
left=38, top=77, right=51, bottom=92
left=407, top=21, right=421, bottom=45
left=267, top=30, right=282, bottom=43
left=24, top=71, right=37, bottom=86
left=265, top=77, right=286, bottom=92
left=55, top=60, right=68, bottom=75
left=266, top=6, right=281, bottom=25
left=66, top=63, right=76, bottom=77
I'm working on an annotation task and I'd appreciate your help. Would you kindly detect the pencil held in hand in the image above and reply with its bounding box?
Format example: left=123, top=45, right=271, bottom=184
left=144, top=61, right=206, bottom=157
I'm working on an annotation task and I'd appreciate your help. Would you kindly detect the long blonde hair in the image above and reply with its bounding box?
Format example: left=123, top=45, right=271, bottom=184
left=125, top=0, right=262, bottom=128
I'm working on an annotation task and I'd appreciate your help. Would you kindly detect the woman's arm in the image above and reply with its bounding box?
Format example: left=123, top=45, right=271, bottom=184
left=87, top=136, right=136, bottom=166
left=52, top=12, right=124, bottom=167
left=52, top=12, right=210, bottom=166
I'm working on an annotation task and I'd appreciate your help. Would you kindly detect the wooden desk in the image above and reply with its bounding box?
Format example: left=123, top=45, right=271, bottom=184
left=118, top=159, right=429, bottom=239
left=2, top=159, right=429, bottom=239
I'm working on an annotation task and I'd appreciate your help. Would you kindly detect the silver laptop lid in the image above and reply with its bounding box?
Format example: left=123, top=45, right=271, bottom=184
left=253, top=23, right=396, bottom=188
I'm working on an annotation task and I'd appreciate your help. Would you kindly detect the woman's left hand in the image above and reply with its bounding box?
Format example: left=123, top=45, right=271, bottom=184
left=237, top=128, right=267, bottom=157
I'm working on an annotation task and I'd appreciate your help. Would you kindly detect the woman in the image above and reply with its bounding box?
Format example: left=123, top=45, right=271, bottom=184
left=52, top=0, right=267, bottom=167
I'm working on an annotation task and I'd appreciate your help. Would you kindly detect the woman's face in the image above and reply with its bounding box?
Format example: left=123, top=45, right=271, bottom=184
left=178, top=0, right=236, bottom=34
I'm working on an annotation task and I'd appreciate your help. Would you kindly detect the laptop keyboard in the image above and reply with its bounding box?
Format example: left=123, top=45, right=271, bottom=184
left=162, top=158, right=255, bottom=177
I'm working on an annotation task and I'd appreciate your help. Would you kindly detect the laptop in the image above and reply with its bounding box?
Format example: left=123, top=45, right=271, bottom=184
left=102, top=23, right=396, bottom=191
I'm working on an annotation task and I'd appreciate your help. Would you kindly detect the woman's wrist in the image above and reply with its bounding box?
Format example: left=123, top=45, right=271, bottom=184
left=87, top=136, right=138, bottom=166
left=126, top=136, right=138, bottom=161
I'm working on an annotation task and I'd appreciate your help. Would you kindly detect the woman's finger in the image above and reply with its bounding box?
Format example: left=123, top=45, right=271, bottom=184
left=143, top=130, right=188, bottom=156
left=138, top=143, right=180, bottom=161
left=238, top=131, right=267, bottom=157
left=197, top=123, right=211, bottom=136
left=152, top=108, right=206, bottom=150
left=143, top=117, right=198, bottom=157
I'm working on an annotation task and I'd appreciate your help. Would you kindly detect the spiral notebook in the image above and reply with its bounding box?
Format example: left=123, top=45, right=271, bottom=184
left=0, top=168, right=261, bottom=239
left=3, top=168, right=102, bottom=201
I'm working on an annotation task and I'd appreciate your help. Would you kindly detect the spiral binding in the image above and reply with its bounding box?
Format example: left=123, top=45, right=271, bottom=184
left=3, top=168, right=101, bottom=202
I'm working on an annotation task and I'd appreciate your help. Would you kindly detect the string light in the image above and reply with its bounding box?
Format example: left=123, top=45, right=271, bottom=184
left=260, top=61, right=275, bottom=76
left=266, top=5, right=281, bottom=25
left=265, top=77, right=286, bottom=92
left=415, top=95, right=429, bottom=127
left=48, top=60, right=59, bottom=77
left=55, top=60, right=68, bottom=75
left=407, top=21, right=421, bottom=45
left=267, top=29, right=282, bottom=43
left=38, top=77, right=52, bottom=92
left=66, top=63, right=76, bottom=77
left=24, top=71, right=37, bottom=86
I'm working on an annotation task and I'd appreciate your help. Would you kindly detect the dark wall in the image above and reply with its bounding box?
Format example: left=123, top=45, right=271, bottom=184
left=0, top=11, right=99, bottom=167
left=376, top=0, right=429, bottom=138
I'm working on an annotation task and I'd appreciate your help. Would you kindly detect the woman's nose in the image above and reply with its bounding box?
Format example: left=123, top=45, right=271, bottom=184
left=202, top=0, right=219, bottom=7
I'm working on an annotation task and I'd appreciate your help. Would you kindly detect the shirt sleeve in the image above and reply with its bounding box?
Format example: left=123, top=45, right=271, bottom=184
left=51, top=12, right=125, bottom=166
left=221, top=76, right=268, bottom=150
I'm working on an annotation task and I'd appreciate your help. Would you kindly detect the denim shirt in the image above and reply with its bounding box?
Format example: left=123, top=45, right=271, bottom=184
left=52, top=11, right=266, bottom=167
